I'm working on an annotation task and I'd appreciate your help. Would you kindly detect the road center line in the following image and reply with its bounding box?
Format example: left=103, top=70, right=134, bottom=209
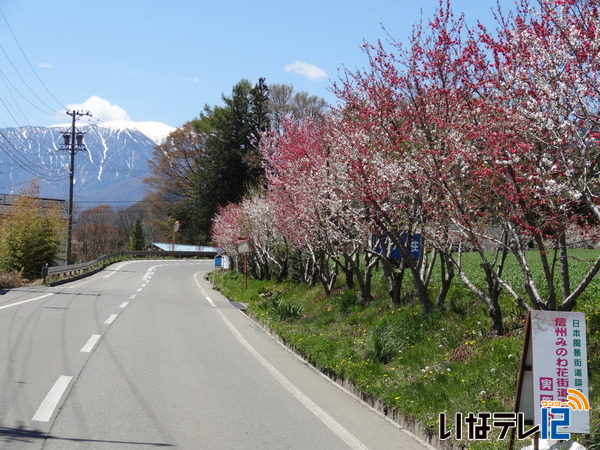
left=129, top=294, right=137, bottom=299
left=80, top=334, right=101, bottom=352
left=0, top=293, right=54, bottom=311
left=192, top=272, right=367, bottom=449
left=104, top=314, right=118, bottom=325
left=119, top=302, right=129, bottom=308
left=32, top=376, right=73, bottom=422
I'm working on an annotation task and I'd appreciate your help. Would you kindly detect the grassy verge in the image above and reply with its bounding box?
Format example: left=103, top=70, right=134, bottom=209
left=209, top=250, right=599, bottom=449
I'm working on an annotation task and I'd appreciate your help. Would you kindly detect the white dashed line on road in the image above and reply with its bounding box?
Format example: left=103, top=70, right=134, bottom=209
left=80, top=334, right=101, bottom=353
left=32, top=376, right=73, bottom=422
left=104, top=314, right=118, bottom=325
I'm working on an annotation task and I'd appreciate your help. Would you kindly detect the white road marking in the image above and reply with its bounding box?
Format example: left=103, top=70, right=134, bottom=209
left=32, top=376, right=73, bottom=422
left=119, top=302, right=129, bottom=308
left=192, top=272, right=367, bottom=449
left=141, top=267, right=155, bottom=281
left=205, top=296, right=216, bottom=307
left=80, top=334, right=101, bottom=352
left=129, top=294, right=137, bottom=299
left=103, top=260, right=138, bottom=279
left=104, top=314, right=118, bottom=325
left=0, top=293, right=54, bottom=311
left=137, top=288, right=142, bottom=292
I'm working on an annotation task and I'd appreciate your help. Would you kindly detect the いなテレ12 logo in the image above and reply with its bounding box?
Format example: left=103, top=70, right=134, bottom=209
left=540, top=389, right=590, bottom=440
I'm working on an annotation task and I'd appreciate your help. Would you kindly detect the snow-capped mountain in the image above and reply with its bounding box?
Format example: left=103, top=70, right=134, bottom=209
left=0, top=120, right=176, bottom=205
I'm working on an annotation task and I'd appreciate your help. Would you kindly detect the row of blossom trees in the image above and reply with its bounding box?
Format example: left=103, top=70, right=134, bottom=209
left=212, top=0, right=599, bottom=335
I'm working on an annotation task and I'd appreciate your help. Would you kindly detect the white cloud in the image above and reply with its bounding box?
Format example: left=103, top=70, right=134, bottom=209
left=284, top=61, right=328, bottom=80
left=37, top=62, right=53, bottom=69
left=66, top=96, right=130, bottom=122
left=182, top=76, right=200, bottom=83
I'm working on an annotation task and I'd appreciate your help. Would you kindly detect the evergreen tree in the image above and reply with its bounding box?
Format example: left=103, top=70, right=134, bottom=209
left=143, top=78, right=327, bottom=245
left=188, top=78, right=270, bottom=243
left=129, top=217, right=145, bottom=250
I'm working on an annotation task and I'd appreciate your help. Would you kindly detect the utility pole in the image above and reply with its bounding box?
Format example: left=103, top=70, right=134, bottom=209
left=60, top=109, right=91, bottom=264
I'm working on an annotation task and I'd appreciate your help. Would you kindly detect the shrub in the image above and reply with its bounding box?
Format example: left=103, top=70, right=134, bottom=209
left=0, top=181, right=62, bottom=279
left=263, top=295, right=303, bottom=321
left=0, top=271, right=23, bottom=289
left=338, top=290, right=360, bottom=316
left=366, top=310, right=440, bottom=363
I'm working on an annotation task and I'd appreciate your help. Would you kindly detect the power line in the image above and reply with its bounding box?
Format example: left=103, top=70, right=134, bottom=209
left=0, top=7, right=65, bottom=110
left=0, top=69, right=56, bottom=117
left=0, top=92, right=25, bottom=127
left=0, top=71, right=31, bottom=126
left=0, top=9, right=62, bottom=116
left=0, top=41, right=58, bottom=116
left=0, top=130, right=68, bottom=181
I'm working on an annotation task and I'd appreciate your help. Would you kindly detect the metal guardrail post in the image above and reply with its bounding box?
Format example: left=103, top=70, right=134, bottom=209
left=41, top=264, right=49, bottom=284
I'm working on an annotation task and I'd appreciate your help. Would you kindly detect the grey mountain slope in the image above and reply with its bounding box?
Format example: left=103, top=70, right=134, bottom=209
left=0, top=122, right=174, bottom=205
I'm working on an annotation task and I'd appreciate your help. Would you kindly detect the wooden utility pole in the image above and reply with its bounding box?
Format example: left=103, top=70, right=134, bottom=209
left=61, top=109, right=91, bottom=264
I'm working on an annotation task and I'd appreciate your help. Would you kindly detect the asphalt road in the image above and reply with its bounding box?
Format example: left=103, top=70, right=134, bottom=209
left=0, top=259, right=434, bottom=449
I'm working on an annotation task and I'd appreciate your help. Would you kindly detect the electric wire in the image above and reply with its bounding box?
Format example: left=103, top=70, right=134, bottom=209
left=0, top=69, right=55, bottom=118
left=0, top=40, right=58, bottom=116
left=0, top=72, right=31, bottom=126
left=0, top=93, right=24, bottom=127
left=0, top=129, right=68, bottom=181
left=0, top=177, right=46, bottom=191
left=0, top=7, right=65, bottom=110
left=0, top=130, right=65, bottom=175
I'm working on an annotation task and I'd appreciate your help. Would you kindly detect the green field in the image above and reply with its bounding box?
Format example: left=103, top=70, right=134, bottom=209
left=209, top=249, right=599, bottom=449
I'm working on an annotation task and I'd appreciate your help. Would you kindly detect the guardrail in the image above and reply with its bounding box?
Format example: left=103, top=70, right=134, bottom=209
left=42, top=250, right=219, bottom=283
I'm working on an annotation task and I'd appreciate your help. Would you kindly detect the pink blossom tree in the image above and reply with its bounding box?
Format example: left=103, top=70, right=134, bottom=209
left=211, top=201, right=247, bottom=270
left=262, top=116, right=379, bottom=299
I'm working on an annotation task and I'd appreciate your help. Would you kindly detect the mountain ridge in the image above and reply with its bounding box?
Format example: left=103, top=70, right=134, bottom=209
left=0, top=120, right=176, bottom=206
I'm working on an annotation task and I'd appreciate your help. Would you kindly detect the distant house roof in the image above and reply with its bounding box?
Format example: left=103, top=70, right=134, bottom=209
left=0, top=193, right=68, bottom=219
left=152, top=242, right=220, bottom=253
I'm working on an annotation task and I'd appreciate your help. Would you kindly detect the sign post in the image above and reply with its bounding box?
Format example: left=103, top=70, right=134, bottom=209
left=237, top=238, right=250, bottom=289
left=172, top=221, right=180, bottom=252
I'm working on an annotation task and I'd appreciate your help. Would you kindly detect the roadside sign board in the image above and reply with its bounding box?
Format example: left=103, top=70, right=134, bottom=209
left=517, top=311, right=590, bottom=434
left=372, top=234, right=421, bottom=260
left=238, top=240, right=250, bottom=254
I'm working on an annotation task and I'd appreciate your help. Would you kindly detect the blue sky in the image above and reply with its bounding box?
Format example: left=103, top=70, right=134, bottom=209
left=0, top=1, right=513, bottom=129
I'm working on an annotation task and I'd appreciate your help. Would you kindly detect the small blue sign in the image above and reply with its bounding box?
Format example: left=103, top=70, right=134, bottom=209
left=373, top=234, right=421, bottom=261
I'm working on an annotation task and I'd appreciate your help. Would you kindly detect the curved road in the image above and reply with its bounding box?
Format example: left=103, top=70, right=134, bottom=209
left=0, top=260, right=433, bottom=449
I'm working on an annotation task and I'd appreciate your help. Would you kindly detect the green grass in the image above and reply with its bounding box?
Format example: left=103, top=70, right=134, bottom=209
left=209, top=250, right=600, bottom=449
